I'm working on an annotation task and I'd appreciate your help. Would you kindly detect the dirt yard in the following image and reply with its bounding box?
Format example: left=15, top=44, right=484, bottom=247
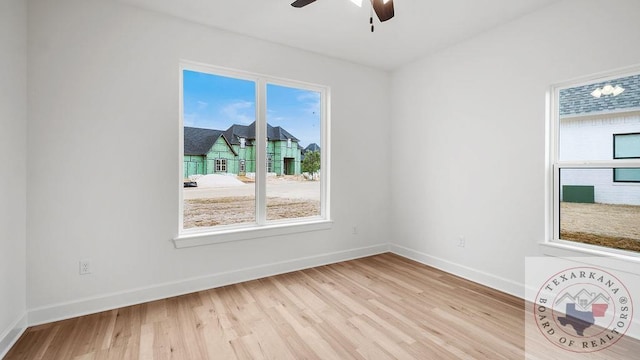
left=184, top=196, right=320, bottom=228
left=183, top=177, right=321, bottom=228
left=184, top=180, right=640, bottom=252
left=560, top=202, right=640, bottom=252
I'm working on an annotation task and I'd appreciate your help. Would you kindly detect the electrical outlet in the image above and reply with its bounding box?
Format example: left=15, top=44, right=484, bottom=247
left=79, top=260, right=91, bottom=275
left=458, top=236, right=466, bottom=248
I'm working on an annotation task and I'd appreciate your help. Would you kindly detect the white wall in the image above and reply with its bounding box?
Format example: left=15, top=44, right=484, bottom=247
left=0, top=0, right=28, bottom=356
left=560, top=114, right=640, bottom=162
left=27, top=0, right=390, bottom=323
left=390, top=0, right=640, bottom=297
left=22, top=0, right=640, bottom=337
left=560, top=114, right=640, bottom=205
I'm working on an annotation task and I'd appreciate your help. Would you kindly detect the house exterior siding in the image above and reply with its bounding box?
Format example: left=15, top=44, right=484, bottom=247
left=271, top=140, right=301, bottom=175
left=559, top=113, right=640, bottom=205
left=558, top=71, right=640, bottom=206
left=183, top=124, right=302, bottom=178
left=184, top=155, right=205, bottom=178
left=206, top=136, right=239, bottom=174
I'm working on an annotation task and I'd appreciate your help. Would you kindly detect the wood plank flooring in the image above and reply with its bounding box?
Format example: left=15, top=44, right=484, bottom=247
left=5, top=253, right=640, bottom=359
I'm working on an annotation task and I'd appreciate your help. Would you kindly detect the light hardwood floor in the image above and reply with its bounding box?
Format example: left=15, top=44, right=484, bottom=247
left=5, top=253, right=640, bottom=359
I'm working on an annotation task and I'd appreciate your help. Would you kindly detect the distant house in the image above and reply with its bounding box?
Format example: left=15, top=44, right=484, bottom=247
left=301, top=143, right=320, bottom=162
left=184, top=122, right=302, bottom=178
left=559, top=73, right=640, bottom=205
left=304, top=143, right=320, bottom=153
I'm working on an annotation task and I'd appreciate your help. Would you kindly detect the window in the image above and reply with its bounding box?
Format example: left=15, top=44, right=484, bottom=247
left=215, top=159, right=227, bottom=173
left=550, top=67, right=640, bottom=254
left=178, top=61, right=330, bottom=244
left=613, top=133, right=640, bottom=182
left=266, top=154, right=273, bottom=173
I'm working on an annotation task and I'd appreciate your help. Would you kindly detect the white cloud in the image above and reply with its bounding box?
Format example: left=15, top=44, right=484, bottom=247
left=196, top=101, right=208, bottom=110
left=221, top=100, right=255, bottom=125
left=297, top=91, right=321, bottom=115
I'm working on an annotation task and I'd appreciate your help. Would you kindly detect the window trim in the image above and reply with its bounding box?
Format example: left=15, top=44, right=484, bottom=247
left=613, top=132, right=640, bottom=159
left=547, top=65, right=640, bottom=257
left=215, top=158, right=227, bottom=173
left=612, top=133, right=640, bottom=183
left=613, top=168, right=640, bottom=183
left=175, top=60, right=331, bottom=247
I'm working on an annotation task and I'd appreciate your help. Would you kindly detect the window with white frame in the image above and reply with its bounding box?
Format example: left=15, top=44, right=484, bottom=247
left=266, top=154, right=273, bottom=173
left=179, top=62, right=330, bottom=241
left=613, top=133, right=640, bottom=182
left=215, top=159, right=227, bottom=173
left=550, top=68, right=640, bottom=254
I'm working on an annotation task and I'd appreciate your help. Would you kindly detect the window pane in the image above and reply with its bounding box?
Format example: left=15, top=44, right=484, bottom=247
left=558, top=74, right=640, bottom=162
left=614, top=168, right=640, bottom=182
left=182, top=70, right=256, bottom=229
left=265, top=83, right=321, bottom=221
left=559, top=168, right=640, bottom=252
left=614, top=133, right=640, bottom=159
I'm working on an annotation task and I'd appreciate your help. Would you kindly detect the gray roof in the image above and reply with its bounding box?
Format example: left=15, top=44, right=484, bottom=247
left=185, top=122, right=300, bottom=154
left=304, top=143, right=320, bottom=153
left=267, top=123, right=300, bottom=142
left=560, top=74, right=640, bottom=117
left=183, top=127, right=225, bottom=155
left=223, top=123, right=256, bottom=146
left=222, top=122, right=300, bottom=144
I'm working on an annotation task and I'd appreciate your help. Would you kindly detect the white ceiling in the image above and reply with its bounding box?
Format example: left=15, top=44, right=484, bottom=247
left=117, top=0, right=562, bottom=71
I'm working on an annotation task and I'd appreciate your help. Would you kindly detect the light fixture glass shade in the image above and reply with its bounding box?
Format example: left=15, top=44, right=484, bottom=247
left=612, top=85, right=625, bottom=96
left=591, top=84, right=625, bottom=98
left=601, top=84, right=615, bottom=95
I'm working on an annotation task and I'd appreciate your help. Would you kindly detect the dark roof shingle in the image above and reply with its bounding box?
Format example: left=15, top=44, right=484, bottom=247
left=184, top=127, right=224, bottom=155
left=185, top=122, right=301, bottom=155
left=304, top=143, right=320, bottom=153
left=560, top=74, right=640, bottom=117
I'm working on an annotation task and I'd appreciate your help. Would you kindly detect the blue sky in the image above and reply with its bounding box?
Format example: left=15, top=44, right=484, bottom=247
left=183, top=70, right=321, bottom=147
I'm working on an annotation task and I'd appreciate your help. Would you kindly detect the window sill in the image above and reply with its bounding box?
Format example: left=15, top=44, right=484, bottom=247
left=539, top=241, right=640, bottom=274
left=173, top=219, right=333, bottom=249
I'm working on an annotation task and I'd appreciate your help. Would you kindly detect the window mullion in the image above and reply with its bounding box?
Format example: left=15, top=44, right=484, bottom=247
left=552, top=164, right=560, bottom=241
left=179, top=61, right=329, bottom=238
left=556, top=160, right=640, bottom=168
left=320, top=89, right=330, bottom=220
left=255, top=79, right=267, bottom=225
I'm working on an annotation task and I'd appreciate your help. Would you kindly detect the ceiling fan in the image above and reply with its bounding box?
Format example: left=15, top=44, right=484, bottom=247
left=291, top=0, right=395, bottom=32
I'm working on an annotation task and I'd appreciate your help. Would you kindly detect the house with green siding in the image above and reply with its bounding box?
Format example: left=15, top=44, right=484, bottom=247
left=184, top=122, right=302, bottom=178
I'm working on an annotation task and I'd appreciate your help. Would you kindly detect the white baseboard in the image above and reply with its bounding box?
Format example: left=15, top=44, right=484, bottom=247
left=391, top=244, right=640, bottom=341
left=0, top=312, right=27, bottom=359
left=389, top=243, right=524, bottom=298
left=16, top=243, right=640, bottom=352
left=28, top=244, right=389, bottom=327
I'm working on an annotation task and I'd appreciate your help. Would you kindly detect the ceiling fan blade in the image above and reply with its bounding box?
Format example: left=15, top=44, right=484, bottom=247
left=371, top=0, right=394, bottom=22
left=291, top=0, right=318, bottom=8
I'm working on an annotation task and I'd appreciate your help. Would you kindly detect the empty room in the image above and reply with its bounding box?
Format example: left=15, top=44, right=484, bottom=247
left=2, top=0, right=640, bottom=358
